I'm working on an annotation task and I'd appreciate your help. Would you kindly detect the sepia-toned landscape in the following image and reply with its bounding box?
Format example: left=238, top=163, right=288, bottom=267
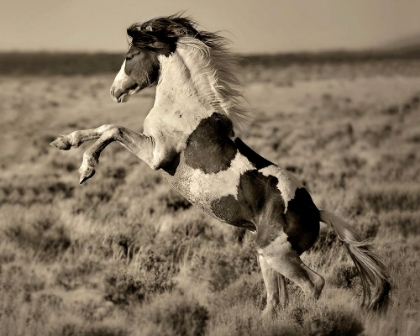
left=1, top=54, right=420, bottom=335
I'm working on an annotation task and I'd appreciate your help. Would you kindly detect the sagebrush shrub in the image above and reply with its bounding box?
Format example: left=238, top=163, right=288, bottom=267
left=138, top=291, right=209, bottom=336
left=302, top=306, right=364, bottom=336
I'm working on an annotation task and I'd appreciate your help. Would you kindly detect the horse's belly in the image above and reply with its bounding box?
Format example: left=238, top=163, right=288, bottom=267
left=162, top=153, right=255, bottom=226
left=161, top=152, right=305, bottom=232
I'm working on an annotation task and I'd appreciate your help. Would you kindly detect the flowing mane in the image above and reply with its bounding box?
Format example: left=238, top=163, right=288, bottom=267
left=127, top=14, right=248, bottom=126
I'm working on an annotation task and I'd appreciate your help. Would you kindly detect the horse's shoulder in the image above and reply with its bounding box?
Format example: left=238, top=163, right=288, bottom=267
left=142, top=107, right=191, bottom=171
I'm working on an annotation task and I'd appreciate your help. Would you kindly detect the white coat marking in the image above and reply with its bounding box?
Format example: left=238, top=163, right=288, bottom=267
left=259, top=165, right=303, bottom=213
left=183, top=151, right=255, bottom=205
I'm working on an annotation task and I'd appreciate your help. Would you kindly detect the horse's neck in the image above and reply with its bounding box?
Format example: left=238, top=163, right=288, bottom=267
left=154, top=50, right=215, bottom=121
left=145, top=50, right=235, bottom=170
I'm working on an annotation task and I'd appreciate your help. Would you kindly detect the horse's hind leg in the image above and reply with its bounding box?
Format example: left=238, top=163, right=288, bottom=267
left=278, top=272, right=288, bottom=308
left=259, top=234, right=324, bottom=300
left=259, top=254, right=280, bottom=316
left=301, top=264, right=325, bottom=299
left=259, top=254, right=289, bottom=316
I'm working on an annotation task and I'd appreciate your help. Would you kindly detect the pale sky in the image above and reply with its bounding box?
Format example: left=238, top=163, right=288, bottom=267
left=1, top=0, right=420, bottom=54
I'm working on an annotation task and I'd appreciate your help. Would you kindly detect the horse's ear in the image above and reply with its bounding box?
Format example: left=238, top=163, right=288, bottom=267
left=171, top=27, right=184, bottom=36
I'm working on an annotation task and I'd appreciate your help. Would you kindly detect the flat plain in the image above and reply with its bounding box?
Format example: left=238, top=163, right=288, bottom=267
left=1, top=57, right=420, bottom=335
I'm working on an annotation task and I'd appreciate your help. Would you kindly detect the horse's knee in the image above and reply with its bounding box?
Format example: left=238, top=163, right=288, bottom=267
left=106, top=126, right=123, bottom=142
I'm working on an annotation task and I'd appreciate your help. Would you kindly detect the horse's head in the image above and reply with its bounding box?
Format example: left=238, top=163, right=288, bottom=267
left=110, top=15, right=199, bottom=103
left=110, top=45, right=160, bottom=103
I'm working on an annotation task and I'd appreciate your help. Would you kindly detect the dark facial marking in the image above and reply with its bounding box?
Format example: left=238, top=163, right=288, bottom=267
left=124, top=45, right=160, bottom=89
left=184, top=113, right=236, bottom=174
left=235, top=138, right=273, bottom=169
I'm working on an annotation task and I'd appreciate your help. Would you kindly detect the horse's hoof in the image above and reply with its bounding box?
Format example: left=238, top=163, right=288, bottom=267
left=79, top=166, right=95, bottom=184
left=50, top=135, right=71, bottom=150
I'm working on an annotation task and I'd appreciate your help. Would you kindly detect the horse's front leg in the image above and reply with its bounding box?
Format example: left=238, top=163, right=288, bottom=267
left=50, top=125, right=116, bottom=150
left=51, top=126, right=154, bottom=184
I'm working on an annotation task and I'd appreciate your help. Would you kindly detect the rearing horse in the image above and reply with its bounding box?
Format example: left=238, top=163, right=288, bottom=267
left=51, top=14, right=390, bottom=314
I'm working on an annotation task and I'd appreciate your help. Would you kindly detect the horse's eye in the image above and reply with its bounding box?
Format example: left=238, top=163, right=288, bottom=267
left=125, top=55, right=134, bottom=61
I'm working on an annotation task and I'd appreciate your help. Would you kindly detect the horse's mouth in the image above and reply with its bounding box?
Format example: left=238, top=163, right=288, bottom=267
left=115, top=85, right=141, bottom=103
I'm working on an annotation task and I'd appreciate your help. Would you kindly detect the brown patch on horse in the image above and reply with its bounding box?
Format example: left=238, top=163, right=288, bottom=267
left=210, top=170, right=285, bottom=236
left=283, top=188, right=320, bottom=254
left=256, top=188, right=319, bottom=254
left=184, top=113, right=236, bottom=174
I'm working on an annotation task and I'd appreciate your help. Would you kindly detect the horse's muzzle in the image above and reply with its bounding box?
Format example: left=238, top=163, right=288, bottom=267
left=110, top=86, right=129, bottom=103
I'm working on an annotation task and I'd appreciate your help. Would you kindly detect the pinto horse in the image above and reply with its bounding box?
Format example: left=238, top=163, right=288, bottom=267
left=51, top=14, right=390, bottom=314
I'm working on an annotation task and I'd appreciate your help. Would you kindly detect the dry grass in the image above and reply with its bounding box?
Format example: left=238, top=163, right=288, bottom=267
left=1, top=59, right=420, bottom=335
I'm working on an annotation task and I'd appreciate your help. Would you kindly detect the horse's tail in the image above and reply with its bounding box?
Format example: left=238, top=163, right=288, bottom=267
left=319, top=210, right=390, bottom=311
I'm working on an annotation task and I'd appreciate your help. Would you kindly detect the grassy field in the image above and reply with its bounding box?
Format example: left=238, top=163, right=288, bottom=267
left=1, top=57, right=420, bottom=335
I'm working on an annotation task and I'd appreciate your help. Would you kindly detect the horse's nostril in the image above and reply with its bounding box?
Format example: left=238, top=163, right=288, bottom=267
left=110, top=87, right=120, bottom=102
